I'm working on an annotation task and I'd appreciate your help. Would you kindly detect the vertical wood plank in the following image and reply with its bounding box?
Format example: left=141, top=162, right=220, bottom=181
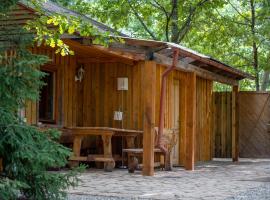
left=185, top=72, right=196, bottom=170
left=179, top=73, right=187, bottom=166
left=142, top=61, right=156, bottom=176
left=232, top=85, right=239, bottom=162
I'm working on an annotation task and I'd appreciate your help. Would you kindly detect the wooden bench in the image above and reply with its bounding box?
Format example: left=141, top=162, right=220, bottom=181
left=67, top=127, right=142, bottom=172
left=69, top=154, right=120, bottom=172
left=123, top=127, right=178, bottom=172
left=122, top=148, right=165, bottom=172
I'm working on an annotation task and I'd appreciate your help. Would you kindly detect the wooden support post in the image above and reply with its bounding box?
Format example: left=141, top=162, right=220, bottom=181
left=232, top=85, right=239, bottom=162
left=142, top=61, right=156, bottom=176
left=185, top=72, right=196, bottom=170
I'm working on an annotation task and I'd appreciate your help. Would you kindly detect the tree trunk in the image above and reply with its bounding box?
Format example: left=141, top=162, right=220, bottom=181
left=171, top=0, right=179, bottom=43
left=261, top=70, right=270, bottom=91
left=253, top=43, right=260, bottom=91
left=250, top=0, right=260, bottom=91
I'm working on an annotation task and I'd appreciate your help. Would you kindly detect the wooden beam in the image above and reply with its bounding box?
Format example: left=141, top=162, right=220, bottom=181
left=154, top=53, right=239, bottom=86
left=232, top=85, right=239, bottom=162
left=64, top=39, right=144, bottom=62
left=76, top=38, right=146, bottom=61
left=109, top=42, right=149, bottom=54
left=142, top=61, right=156, bottom=176
left=181, top=57, right=196, bottom=64
left=77, top=57, right=135, bottom=66
left=185, top=72, right=196, bottom=170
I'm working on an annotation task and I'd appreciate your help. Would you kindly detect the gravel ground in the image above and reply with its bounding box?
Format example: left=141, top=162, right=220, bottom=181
left=67, top=158, right=270, bottom=200
left=226, top=184, right=270, bottom=200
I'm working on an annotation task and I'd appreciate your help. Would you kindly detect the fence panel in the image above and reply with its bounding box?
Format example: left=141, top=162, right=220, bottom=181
left=212, top=92, right=232, bottom=158
left=239, top=92, right=270, bottom=158
left=213, top=91, right=270, bottom=158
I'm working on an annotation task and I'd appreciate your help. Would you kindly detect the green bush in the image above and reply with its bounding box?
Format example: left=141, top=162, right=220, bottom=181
left=0, top=2, right=82, bottom=199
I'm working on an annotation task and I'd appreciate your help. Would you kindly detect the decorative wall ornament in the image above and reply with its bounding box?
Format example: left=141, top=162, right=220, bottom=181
left=75, top=64, right=85, bottom=82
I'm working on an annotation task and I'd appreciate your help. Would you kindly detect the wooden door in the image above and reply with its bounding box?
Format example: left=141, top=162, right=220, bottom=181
left=172, top=79, right=180, bottom=165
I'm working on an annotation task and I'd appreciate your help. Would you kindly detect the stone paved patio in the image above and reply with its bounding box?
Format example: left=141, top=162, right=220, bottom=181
left=67, top=159, right=270, bottom=200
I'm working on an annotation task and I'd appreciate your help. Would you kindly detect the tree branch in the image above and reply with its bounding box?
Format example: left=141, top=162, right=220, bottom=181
left=150, top=0, right=170, bottom=41
left=225, top=0, right=251, bottom=23
left=214, top=8, right=251, bottom=26
left=127, top=0, right=157, bottom=40
left=176, top=0, right=210, bottom=43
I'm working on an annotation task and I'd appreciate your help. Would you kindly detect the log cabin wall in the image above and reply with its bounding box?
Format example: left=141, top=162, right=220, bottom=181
left=25, top=46, right=213, bottom=164
left=76, top=61, right=144, bottom=130
left=155, top=65, right=213, bottom=164
left=25, top=46, right=78, bottom=127
left=155, top=65, right=187, bottom=165
left=25, top=46, right=145, bottom=130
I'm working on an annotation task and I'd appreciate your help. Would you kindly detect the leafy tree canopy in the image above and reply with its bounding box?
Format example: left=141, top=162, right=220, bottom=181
left=52, top=0, right=270, bottom=91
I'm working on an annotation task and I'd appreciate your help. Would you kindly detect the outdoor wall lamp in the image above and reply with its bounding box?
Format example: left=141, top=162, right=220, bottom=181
left=75, top=64, right=85, bottom=82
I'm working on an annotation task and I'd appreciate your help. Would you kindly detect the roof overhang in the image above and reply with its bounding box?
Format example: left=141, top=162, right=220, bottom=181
left=9, top=1, right=254, bottom=86
left=73, top=36, right=253, bottom=86
left=116, top=37, right=254, bottom=81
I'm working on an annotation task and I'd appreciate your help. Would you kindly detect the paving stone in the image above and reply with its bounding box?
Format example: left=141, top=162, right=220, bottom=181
left=67, top=158, right=270, bottom=200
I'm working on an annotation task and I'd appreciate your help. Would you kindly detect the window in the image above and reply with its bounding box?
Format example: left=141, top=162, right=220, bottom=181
left=39, top=70, right=56, bottom=123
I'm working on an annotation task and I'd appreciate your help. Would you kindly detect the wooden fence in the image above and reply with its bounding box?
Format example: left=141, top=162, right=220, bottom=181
left=239, top=92, right=270, bottom=158
left=213, top=92, right=270, bottom=158
left=212, top=92, right=232, bottom=158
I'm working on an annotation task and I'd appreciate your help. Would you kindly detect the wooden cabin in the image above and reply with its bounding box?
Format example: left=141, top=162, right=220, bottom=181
left=2, top=1, right=252, bottom=176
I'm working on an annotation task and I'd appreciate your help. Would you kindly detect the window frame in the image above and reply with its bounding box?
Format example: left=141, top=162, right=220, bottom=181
left=38, top=65, right=58, bottom=124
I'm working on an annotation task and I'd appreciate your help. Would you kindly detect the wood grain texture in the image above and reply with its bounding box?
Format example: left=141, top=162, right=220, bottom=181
left=232, top=86, right=239, bottom=162
left=25, top=45, right=216, bottom=167
left=195, top=77, right=213, bottom=161
left=212, top=92, right=232, bottom=158
left=142, top=61, right=156, bottom=176
left=185, top=72, right=196, bottom=170
left=239, top=92, right=270, bottom=158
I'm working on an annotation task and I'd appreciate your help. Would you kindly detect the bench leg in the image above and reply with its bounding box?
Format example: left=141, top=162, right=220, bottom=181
left=102, top=135, right=115, bottom=172
left=104, top=161, right=116, bottom=172
left=160, top=153, right=165, bottom=170
left=69, top=136, right=83, bottom=168
left=128, top=155, right=138, bottom=173
left=125, top=136, right=136, bottom=148
left=164, top=151, right=173, bottom=171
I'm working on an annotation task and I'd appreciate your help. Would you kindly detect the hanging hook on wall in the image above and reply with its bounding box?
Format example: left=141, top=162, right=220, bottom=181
left=75, top=64, right=85, bottom=82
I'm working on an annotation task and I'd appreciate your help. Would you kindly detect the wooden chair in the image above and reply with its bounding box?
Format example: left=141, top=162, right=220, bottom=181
left=123, top=127, right=178, bottom=172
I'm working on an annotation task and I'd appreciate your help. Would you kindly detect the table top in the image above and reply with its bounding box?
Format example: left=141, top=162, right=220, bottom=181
left=122, top=148, right=162, bottom=153
left=65, top=127, right=143, bottom=136
left=67, top=127, right=143, bottom=133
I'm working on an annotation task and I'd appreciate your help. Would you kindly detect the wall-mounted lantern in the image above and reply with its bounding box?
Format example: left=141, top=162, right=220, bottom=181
left=75, top=64, right=85, bottom=82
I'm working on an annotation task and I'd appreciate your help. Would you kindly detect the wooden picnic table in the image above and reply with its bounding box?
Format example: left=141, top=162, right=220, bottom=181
left=67, top=127, right=143, bottom=171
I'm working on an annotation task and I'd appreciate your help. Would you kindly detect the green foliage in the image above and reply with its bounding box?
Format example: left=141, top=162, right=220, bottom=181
left=185, top=0, right=270, bottom=90
left=0, top=0, right=20, bottom=13
left=21, top=0, right=269, bottom=90
left=0, top=2, right=82, bottom=200
left=54, top=0, right=269, bottom=91
left=58, top=0, right=225, bottom=43
left=213, top=82, right=232, bottom=92
left=24, top=0, right=121, bottom=56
